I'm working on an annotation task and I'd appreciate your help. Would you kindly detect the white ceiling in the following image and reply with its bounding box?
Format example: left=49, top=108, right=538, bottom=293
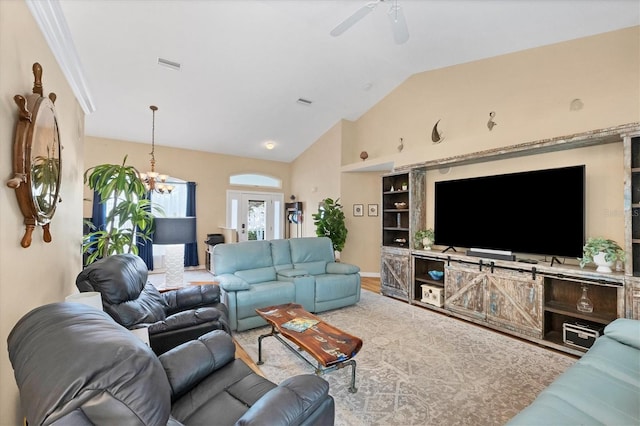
left=57, top=0, right=639, bottom=163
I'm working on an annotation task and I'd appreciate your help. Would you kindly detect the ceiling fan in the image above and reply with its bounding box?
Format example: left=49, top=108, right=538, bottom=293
left=330, top=0, right=409, bottom=45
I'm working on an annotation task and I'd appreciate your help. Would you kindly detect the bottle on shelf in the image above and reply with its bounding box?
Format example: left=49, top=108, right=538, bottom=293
left=576, top=285, right=594, bottom=313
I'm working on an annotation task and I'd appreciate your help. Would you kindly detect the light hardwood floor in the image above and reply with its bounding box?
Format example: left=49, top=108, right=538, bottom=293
left=234, top=276, right=381, bottom=377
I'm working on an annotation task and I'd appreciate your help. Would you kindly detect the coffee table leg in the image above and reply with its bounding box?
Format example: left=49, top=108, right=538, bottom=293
left=257, top=326, right=276, bottom=365
left=346, top=359, right=357, bottom=393
left=315, top=359, right=358, bottom=393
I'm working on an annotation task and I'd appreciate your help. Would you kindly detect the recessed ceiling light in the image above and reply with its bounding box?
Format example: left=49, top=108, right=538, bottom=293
left=157, top=57, right=181, bottom=71
left=296, top=98, right=312, bottom=106
left=265, top=142, right=275, bottom=150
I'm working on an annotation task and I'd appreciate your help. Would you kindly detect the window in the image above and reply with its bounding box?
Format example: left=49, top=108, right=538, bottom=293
left=229, top=173, right=281, bottom=189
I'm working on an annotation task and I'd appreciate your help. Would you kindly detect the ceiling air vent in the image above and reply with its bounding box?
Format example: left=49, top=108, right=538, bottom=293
left=157, top=57, right=181, bottom=71
left=296, top=98, right=312, bottom=106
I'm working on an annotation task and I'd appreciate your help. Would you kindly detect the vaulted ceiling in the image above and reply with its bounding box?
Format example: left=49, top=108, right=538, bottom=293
left=57, top=0, right=639, bottom=162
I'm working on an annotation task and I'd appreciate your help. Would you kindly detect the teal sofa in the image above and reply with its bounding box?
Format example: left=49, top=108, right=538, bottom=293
left=508, top=318, right=640, bottom=425
left=212, top=237, right=361, bottom=331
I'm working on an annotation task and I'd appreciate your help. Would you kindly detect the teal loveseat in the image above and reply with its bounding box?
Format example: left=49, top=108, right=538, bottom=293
left=508, top=318, right=640, bottom=425
left=212, top=237, right=361, bottom=331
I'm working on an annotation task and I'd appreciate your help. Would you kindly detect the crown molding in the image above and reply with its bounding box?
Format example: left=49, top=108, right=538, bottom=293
left=26, top=0, right=95, bottom=114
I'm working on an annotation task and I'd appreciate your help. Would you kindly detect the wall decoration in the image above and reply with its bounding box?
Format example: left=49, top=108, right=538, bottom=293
left=368, top=204, right=378, bottom=217
left=6, top=63, right=62, bottom=248
left=360, top=151, right=369, bottom=161
left=487, top=111, right=497, bottom=130
left=570, top=98, right=584, bottom=111
left=431, top=120, right=443, bottom=143
left=397, top=137, right=404, bottom=152
left=353, top=204, right=364, bottom=217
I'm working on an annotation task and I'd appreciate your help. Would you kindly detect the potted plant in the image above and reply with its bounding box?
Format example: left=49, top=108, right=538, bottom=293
left=82, top=155, right=160, bottom=265
left=578, top=237, right=625, bottom=272
left=415, top=229, right=435, bottom=250
left=312, top=198, right=348, bottom=257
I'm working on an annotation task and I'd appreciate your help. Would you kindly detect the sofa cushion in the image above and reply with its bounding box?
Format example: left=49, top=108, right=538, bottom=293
left=213, top=241, right=273, bottom=274
left=105, top=283, right=167, bottom=327
left=159, top=330, right=235, bottom=401
left=315, top=274, right=359, bottom=302
left=235, top=267, right=276, bottom=284
left=270, top=239, right=293, bottom=268
left=236, top=282, right=295, bottom=319
left=170, top=359, right=277, bottom=425
left=289, top=237, right=334, bottom=263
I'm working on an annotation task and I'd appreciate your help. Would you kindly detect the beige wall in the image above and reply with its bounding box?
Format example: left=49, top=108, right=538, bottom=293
left=84, top=136, right=291, bottom=266
left=290, top=26, right=639, bottom=273
left=350, top=26, right=639, bottom=166
left=0, top=1, right=85, bottom=423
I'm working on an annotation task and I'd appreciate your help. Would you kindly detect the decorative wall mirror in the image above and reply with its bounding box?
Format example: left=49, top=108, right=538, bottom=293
left=6, top=63, right=62, bottom=248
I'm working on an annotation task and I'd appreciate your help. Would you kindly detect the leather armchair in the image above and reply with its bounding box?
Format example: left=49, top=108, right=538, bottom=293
left=76, top=253, right=229, bottom=355
left=8, top=303, right=335, bottom=425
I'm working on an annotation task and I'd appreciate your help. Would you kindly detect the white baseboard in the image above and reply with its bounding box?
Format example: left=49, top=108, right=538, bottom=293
left=360, top=272, right=380, bottom=278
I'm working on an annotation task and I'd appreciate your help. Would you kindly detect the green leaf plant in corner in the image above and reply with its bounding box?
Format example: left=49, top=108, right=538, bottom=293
left=312, top=197, right=348, bottom=253
left=578, top=237, right=625, bottom=269
left=82, top=155, right=162, bottom=265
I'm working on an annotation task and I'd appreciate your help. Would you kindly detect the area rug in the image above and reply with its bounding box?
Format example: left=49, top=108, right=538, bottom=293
left=233, top=290, right=575, bottom=426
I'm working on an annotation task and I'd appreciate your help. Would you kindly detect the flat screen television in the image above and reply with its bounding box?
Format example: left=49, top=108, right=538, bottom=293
left=434, top=165, right=585, bottom=258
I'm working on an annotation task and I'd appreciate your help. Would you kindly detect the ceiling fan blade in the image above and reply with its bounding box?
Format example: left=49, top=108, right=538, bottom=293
left=330, top=1, right=379, bottom=37
left=388, top=2, right=409, bottom=44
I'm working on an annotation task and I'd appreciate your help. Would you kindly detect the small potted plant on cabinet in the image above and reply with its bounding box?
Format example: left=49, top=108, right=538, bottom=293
left=578, top=237, right=625, bottom=273
left=415, top=229, right=435, bottom=250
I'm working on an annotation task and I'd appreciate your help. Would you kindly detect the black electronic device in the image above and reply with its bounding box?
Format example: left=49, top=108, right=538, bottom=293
left=434, top=165, right=585, bottom=259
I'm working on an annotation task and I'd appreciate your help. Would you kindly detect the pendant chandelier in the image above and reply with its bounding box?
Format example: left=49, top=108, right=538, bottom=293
left=140, top=105, right=173, bottom=194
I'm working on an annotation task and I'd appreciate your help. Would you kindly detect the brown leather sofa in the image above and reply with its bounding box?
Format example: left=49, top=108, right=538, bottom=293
left=8, top=302, right=335, bottom=425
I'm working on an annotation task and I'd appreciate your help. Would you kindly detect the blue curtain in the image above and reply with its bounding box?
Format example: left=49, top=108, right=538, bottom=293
left=137, top=192, right=154, bottom=270
left=90, top=190, right=106, bottom=231
left=85, top=190, right=106, bottom=265
left=185, top=181, right=199, bottom=267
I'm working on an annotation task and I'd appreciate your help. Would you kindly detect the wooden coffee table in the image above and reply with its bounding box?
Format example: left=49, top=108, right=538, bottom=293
left=255, top=303, right=362, bottom=393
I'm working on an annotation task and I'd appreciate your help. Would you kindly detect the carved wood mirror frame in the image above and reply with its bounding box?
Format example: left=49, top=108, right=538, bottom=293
left=7, top=63, right=62, bottom=248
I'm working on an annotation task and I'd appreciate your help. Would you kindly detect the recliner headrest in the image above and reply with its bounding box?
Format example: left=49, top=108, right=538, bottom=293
left=76, top=254, right=149, bottom=304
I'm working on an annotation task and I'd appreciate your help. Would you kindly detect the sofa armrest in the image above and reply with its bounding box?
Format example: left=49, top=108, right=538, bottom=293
left=162, top=284, right=221, bottom=314
left=235, top=374, right=332, bottom=426
left=147, top=308, right=224, bottom=334
left=217, top=274, right=251, bottom=291
left=326, top=262, right=360, bottom=274
left=159, top=330, right=235, bottom=400
left=604, top=318, right=640, bottom=349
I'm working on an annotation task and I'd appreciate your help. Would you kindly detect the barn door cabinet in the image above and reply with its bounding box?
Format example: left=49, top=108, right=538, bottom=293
left=380, top=246, right=411, bottom=301
left=445, top=263, right=543, bottom=339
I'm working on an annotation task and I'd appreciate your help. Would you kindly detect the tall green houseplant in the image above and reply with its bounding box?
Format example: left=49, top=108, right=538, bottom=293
left=83, top=155, right=158, bottom=265
left=312, top=198, right=348, bottom=253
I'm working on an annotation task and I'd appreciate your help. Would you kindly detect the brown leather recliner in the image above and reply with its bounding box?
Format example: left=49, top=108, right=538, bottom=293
left=76, top=253, right=229, bottom=355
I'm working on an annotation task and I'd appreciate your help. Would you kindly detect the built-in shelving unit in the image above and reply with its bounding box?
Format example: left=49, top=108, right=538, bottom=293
left=382, top=172, right=410, bottom=248
left=379, top=123, right=640, bottom=357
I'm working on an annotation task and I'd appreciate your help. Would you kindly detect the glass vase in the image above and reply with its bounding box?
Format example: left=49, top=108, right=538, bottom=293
left=576, top=285, right=593, bottom=313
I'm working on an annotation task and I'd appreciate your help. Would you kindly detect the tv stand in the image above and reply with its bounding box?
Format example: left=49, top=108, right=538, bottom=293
left=410, top=251, right=624, bottom=356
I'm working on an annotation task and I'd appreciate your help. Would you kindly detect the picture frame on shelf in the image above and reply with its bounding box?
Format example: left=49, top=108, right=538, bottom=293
left=353, top=204, right=364, bottom=217
left=368, top=204, right=378, bottom=217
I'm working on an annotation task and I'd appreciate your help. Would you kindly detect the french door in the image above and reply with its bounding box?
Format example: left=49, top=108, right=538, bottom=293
left=226, top=191, right=284, bottom=242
